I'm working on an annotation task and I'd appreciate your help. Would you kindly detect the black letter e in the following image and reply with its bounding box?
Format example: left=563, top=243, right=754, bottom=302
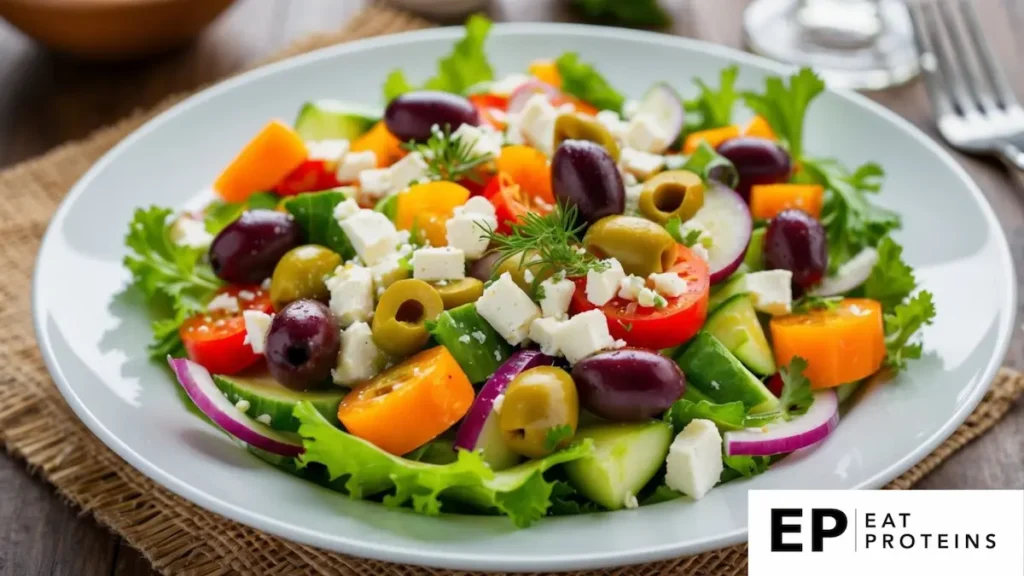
left=771, top=509, right=803, bottom=552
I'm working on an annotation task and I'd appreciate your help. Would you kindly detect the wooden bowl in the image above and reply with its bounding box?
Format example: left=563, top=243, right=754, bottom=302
left=0, top=0, right=236, bottom=59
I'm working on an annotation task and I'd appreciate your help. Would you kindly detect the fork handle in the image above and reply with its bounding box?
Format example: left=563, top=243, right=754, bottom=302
left=998, top=143, right=1024, bottom=172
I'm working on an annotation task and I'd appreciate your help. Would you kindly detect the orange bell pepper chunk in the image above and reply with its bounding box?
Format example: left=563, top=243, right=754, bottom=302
left=351, top=121, right=406, bottom=168
left=529, top=59, right=562, bottom=89
left=683, top=125, right=741, bottom=154
left=743, top=115, right=778, bottom=141
left=337, top=346, right=474, bottom=455
left=214, top=120, right=307, bottom=202
left=770, top=299, right=885, bottom=389
left=750, top=184, right=825, bottom=220
left=496, top=145, right=555, bottom=205
left=395, top=181, right=471, bottom=247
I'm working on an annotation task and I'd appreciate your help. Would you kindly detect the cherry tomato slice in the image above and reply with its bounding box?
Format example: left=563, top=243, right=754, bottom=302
left=484, top=172, right=554, bottom=234
left=180, top=286, right=274, bottom=375
left=274, top=159, right=341, bottom=196
left=570, top=245, right=710, bottom=350
left=469, top=93, right=510, bottom=130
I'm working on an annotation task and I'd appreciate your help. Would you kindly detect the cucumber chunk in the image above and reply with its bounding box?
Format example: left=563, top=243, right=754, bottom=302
left=675, top=332, right=779, bottom=414
left=703, top=294, right=776, bottom=376
left=293, top=100, right=381, bottom=141
left=213, top=373, right=345, bottom=433
left=563, top=420, right=673, bottom=511
left=743, top=227, right=766, bottom=272
left=708, top=273, right=747, bottom=312
left=427, top=303, right=513, bottom=383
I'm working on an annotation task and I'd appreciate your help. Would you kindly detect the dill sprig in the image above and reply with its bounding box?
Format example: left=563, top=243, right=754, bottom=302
left=401, top=124, right=494, bottom=183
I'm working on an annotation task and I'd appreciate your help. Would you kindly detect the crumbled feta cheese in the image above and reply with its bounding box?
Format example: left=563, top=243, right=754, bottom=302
left=207, top=293, right=239, bottom=313
left=357, top=168, right=393, bottom=199
left=333, top=321, right=386, bottom=386
left=624, top=183, right=643, bottom=215
left=491, top=393, right=505, bottom=414
left=538, top=276, right=575, bottom=319
left=690, top=244, right=710, bottom=264
left=595, top=109, right=626, bottom=140
left=504, top=111, right=525, bottom=145
left=664, top=154, right=686, bottom=170
left=489, top=73, right=532, bottom=96
left=637, top=287, right=660, bottom=308
left=471, top=330, right=487, bottom=344
left=518, top=93, right=558, bottom=156
left=586, top=259, right=626, bottom=306
left=555, top=310, right=617, bottom=365
left=370, top=252, right=406, bottom=290
left=476, top=272, right=541, bottom=345
left=664, top=419, right=723, bottom=501
left=260, top=278, right=272, bottom=291
left=256, top=414, right=273, bottom=425
left=340, top=210, right=399, bottom=265
left=528, top=316, right=564, bottom=356
left=242, top=310, right=273, bottom=354
left=650, top=272, right=687, bottom=298
left=620, top=147, right=665, bottom=179
left=336, top=150, right=377, bottom=182
left=332, top=198, right=360, bottom=223
left=389, top=152, right=430, bottom=193
left=170, top=216, right=214, bottom=249
left=678, top=219, right=713, bottom=248
left=452, top=123, right=503, bottom=159
left=456, top=196, right=497, bottom=218
left=237, top=290, right=255, bottom=302
left=234, top=399, right=251, bottom=414
left=623, top=491, right=639, bottom=509
left=326, top=265, right=375, bottom=328
left=306, top=139, right=349, bottom=164
left=617, top=275, right=646, bottom=301
left=738, top=270, right=793, bottom=315
left=458, top=334, right=472, bottom=344
left=412, top=247, right=466, bottom=281
left=623, top=113, right=671, bottom=153
left=446, top=211, right=496, bottom=260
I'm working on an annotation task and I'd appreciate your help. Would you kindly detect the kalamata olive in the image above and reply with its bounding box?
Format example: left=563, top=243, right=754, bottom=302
left=468, top=251, right=501, bottom=282
left=265, top=299, right=340, bottom=391
left=716, top=137, right=792, bottom=200
left=572, top=348, right=686, bottom=421
left=209, top=210, right=302, bottom=284
left=384, top=90, right=480, bottom=142
left=552, top=140, right=625, bottom=226
left=764, top=209, right=828, bottom=289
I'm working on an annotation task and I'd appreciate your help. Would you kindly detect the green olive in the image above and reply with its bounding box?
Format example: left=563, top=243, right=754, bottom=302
left=494, top=251, right=551, bottom=292
left=583, top=215, right=678, bottom=277
left=432, top=278, right=484, bottom=309
left=553, top=113, right=620, bottom=161
left=499, top=366, right=579, bottom=458
left=371, top=279, right=444, bottom=357
left=638, top=170, right=705, bottom=224
left=269, top=245, right=343, bottom=310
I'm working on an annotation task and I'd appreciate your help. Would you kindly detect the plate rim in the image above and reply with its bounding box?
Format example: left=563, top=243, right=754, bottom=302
left=31, top=22, right=1018, bottom=571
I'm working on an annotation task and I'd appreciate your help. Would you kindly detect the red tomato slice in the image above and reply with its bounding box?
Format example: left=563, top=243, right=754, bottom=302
left=180, top=286, right=274, bottom=375
left=484, top=172, right=554, bottom=234
left=570, top=245, right=710, bottom=349
left=469, top=93, right=509, bottom=130
left=274, top=159, right=341, bottom=196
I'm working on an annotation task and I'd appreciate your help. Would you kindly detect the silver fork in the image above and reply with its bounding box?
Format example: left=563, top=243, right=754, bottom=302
left=907, top=0, right=1024, bottom=171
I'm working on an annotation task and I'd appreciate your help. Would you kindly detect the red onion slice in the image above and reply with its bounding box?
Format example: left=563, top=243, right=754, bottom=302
left=507, top=80, right=560, bottom=114
left=685, top=183, right=753, bottom=284
left=724, top=389, right=839, bottom=457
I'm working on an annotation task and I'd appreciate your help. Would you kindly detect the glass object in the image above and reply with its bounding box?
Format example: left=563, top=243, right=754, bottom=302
left=744, top=0, right=920, bottom=90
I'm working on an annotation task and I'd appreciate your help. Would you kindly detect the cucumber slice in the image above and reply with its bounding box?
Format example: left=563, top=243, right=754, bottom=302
left=213, top=373, right=345, bottom=433
left=293, top=100, right=381, bottom=141
left=708, top=273, right=747, bottom=312
left=427, top=303, right=513, bottom=383
left=675, top=332, right=779, bottom=414
left=563, top=421, right=673, bottom=511
left=703, top=294, right=776, bottom=376
left=744, top=227, right=766, bottom=272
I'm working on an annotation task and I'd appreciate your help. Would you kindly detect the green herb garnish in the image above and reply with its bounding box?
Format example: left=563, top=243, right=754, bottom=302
left=402, top=125, right=495, bottom=184
left=791, top=295, right=843, bottom=314
left=883, top=291, right=936, bottom=370
left=778, top=357, right=814, bottom=420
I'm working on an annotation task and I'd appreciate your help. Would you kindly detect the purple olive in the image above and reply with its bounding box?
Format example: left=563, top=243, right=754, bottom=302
left=468, top=251, right=501, bottom=282
left=265, top=299, right=340, bottom=391
left=384, top=90, right=480, bottom=142
left=764, top=209, right=828, bottom=289
left=716, top=137, right=792, bottom=200
left=209, top=210, right=302, bottom=284
left=552, top=140, right=625, bottom=226
left=572, top=348, right=686, bottom=422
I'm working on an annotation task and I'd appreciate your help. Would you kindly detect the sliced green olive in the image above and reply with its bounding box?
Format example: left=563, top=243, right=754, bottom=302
left=638, top=170, right=705, bottom=224
left=494, top=251, right=551, bottom=292
left=499, top=366, right=579, bottom=458
left=432, top=278, right=485, bottom=309
left=371, top=279, right=444, bottom=357
left=269, top=245, right=342, bottom=310
left=583, top=215, right=678, bottom=277
left=553, top=113, right=620, bottom=161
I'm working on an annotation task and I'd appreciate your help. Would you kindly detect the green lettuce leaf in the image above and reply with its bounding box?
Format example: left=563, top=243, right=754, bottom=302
left=862, top=236, right=917, bottom=311
left=884, top=291, right=936, bottom=370
left=547, top=479, right=604, bottom=515
left=383, top=15, right=494, bottom=101
left=294, top=402, right=593, bottom=527
left=720, top=454, right=772, bottom=483
left=741, top=67, right=825, bottom=159
left=281, top=190, right=356, bottom=260
left=680, top=140, right=739, bottom=189
left=685, top=65, right=739, bottom=133
left=778, top=357, right=813, bottom=420
left=555, top=52, right=625, bottom=112
left=203, top=192, right=281, bottom=235
left=664, top=398, right=747, bottom=433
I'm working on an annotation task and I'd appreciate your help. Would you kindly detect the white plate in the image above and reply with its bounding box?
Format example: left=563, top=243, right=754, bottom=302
left=32, top=24, right=1016, bottom=572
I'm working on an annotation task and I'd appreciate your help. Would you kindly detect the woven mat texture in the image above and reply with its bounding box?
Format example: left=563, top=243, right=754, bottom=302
left=1, top=5, right=1021, bottom=575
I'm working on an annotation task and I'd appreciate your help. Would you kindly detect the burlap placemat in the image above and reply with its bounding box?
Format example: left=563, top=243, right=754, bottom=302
left=0, top=4, right=1021, bottom=575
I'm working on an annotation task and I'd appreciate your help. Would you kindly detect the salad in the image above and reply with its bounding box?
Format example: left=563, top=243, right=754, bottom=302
left=125, top=16, right=936, bottom=528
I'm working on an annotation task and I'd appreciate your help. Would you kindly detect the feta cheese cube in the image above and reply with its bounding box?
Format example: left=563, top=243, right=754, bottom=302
left=620, top=148, right=665, bottom=180
left=306, top=139, right=349, bottom=164
left=555, top=309, right=616, bottom=365
left=340, top=210, right=399, bottom=265
left=664, top=154, right=686, bottom=170
left=452, top=123, right=502, bottom=159
left=332, top=198, right=360, bottom=223
left=333, top=321, right=386, bottom=386
left=617, top=275, right=646, bottom=301
left=538, top=276, right=575, bottom=319
left=738, top=270, right=793, bottom=315
left=476, top=272, right=541, bottom=345
left=326, top=265, right=375, bottom=328
left=370, top=252, right=408, bottom=290
left=357, top=168, right=393, bottom=199
left=170, top=216, right=214, bottom=249
left=637, top=287, right=667, bottom=308
left=528, top=316, right=564, bottom=356
left=586, top=259, right=626, bottom=306
left=336, top=150, right=377, bottom=183
left=664, top=419, right=723, bottom=501
left=518, top=94, right=558, bottom=156
left=206, top=293, right=239, bottom=313
left=389, top=152, right=430, bottom=193
left=625, top=183, right=643, bottom=215
left=624, top=114, right=671, bottom=153
left=595, top=110, right=626, bottom=140
left=446, top=213, right=496, bottom=260
left=412, top=247, right=466, bottom=281
left=457, top=196, right=498, bottom=218
left=242, top=310, right=273, bottom=354
left=650, top=272, right=687, bottom=298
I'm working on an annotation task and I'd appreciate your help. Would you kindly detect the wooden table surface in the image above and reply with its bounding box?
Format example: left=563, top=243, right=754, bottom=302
left=1, top=0, right=1022, bottom=574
